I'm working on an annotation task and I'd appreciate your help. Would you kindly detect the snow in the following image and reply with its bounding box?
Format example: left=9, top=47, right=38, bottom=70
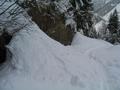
left=0, top=23, right=120, bottom=90
left=88, top=45, right=120, bottom=90
left=72, top=32, right=112, bottom=52
left=72, top=32, right=120, bottom=90
left=0, top=24, right=110, bottom=90
left=0, top=1, right=120, bottom=90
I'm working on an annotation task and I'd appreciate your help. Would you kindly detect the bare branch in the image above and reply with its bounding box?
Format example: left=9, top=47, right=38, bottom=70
left=0, top=0, right=7, bottom=7
left=0, top=1, right=17, bottom=16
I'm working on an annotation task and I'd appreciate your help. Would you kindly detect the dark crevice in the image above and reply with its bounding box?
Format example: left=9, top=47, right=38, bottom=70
left=0, top=31, right=12, bottom=65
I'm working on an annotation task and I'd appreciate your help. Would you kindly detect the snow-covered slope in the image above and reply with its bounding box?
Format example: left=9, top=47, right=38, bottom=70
left=72, top=32, right=120, bottom=90
left=0, top=23, right=110, bottom=90
left=72, top=32, right=112, bottom=52
left=0, top=22, right=120, bottom=90
left=0, top=1, right=120, bottom=90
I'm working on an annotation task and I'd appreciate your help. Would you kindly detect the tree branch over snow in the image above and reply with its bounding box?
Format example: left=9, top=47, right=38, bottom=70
left=0, top=1, right=17, bottom=16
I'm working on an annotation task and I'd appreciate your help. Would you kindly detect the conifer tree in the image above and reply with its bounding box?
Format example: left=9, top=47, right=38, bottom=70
left=107, top=9, right=119, bottom=44
left=108, top=9, right=119, bottom=34
left=70, top=0, right=97, bottom=38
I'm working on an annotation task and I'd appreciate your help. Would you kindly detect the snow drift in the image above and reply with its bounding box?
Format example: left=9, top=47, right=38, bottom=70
left=0, top=23, right=110, bottom=90
left=0, top=22, right=120, bottom=90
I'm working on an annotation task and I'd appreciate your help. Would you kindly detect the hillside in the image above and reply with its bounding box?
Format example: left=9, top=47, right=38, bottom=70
left=0, top=8, right=120, bottom=90
left=95, top=2, right=120, bottom=31
left=0, top=1, right=120, bottom=90
left=0, top=20, right=120, bottom=90
left=95, top=0, right=120, bottom=23
left=0, top=17, right=120, bottom=90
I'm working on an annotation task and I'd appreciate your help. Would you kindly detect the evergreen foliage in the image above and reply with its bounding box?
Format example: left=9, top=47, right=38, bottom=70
left=108, top=9, right=119, bottom=34
left=107, top=9, right=120, bottom=44
left=70, top=0, right=97, bottom=38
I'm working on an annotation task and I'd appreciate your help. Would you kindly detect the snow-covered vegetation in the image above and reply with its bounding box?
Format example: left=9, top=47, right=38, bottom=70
left=95, top=1, right=120, bottom=44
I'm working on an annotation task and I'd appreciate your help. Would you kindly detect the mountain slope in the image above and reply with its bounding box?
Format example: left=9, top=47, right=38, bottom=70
left=95, top=0, right=120, bottom=23
left=0, top=1, right=120, bottom=90
left=95, top=2, right=120, bottom=31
